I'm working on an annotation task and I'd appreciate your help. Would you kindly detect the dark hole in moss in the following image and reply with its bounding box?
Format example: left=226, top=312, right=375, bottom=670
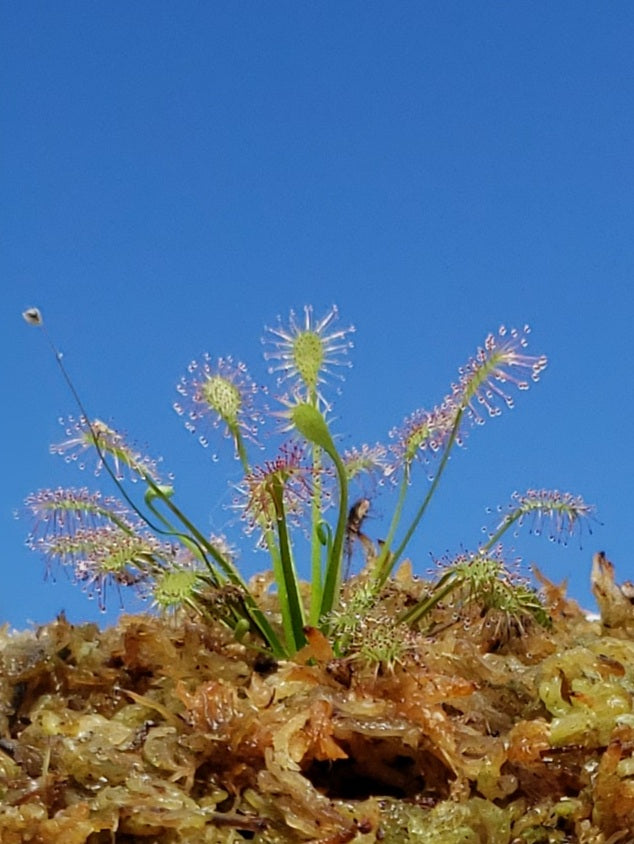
left=306, top=757, right=411, bottom=799
left=253, top=652, right=278, bottom=675
left=303, top=732, right=455, bottom=802
left=305, top=749, right=438, bottom=801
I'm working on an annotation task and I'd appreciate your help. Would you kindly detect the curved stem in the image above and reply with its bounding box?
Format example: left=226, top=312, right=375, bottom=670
left=91, top=503, right=137, bottom=535
left=144, top=491, right=221, bottom=585
left=309, top=445, right=323, bottom=624
left=270, top=478, right=306, bottom=653
left=144, top=478, right=285, bottom=656
left=144, top=477, right=244, bottom=582
left=40, top=326, right=171, bottom=530
left=370, top=467, right=411, bottom=583
left=376, top=408, right=464, bottom=588
left=481, top=507, right=523, bottom=552
left=307, top=389, right=323, bottom=623
left=399, top=570, right=462, bottom=626
left=318, top=448, right=348, bottom=619
left=34, top=319, right=285, bottom=655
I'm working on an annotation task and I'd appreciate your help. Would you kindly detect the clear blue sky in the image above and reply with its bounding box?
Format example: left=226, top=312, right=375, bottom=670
left=2, top=2, right=633, bottom=628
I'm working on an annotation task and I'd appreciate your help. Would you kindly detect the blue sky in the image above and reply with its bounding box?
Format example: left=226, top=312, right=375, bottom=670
left=2, top=2, right=633, bottom=628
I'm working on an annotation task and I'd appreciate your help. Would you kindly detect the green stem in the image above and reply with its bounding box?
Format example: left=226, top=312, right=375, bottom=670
left=36, top=320, right=243, bottom=575
left=374, top=408, right=464, bottom=588
left=229, top=430, right=291, bottom=656
left=244, top=600, right=287, bottom=659
left=309, top=445, right=323, bottom=625
left=89, top=504, right=136, bottom=535
left=145, top=477, right=244, bottom=584
left=263, top=528, right=291, bottom=645
left=144, top=476, right=285, bottom=657
left=318, top=449, right=348, bottom=620
left=234, top=428, right=250, bottom=475
left=33, top=320, right=285, bottom=655
left=270, top=478, right=306, bottom=653
left=370, top=466, right=411, bottom=583
left=399, top=570, right=462, bottom=626
left=144, top=490, right=221, bottom=585
left=481, top=508, right=523, bottom=552
left=307, top=388, right=323, bottom=624
left=287, top=402, right=348, bottom=624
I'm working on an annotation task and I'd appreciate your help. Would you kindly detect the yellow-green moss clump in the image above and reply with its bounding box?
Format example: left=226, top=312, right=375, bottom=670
left=2, top=555, right=634, bottom=843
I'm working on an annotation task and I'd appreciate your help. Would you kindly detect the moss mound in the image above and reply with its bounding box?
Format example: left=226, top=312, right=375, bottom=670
left=2, top=558, right=634, bottom=843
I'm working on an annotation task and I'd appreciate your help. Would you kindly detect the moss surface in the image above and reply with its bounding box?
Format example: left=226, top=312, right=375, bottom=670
left=1, top=561, right=633, bottom=842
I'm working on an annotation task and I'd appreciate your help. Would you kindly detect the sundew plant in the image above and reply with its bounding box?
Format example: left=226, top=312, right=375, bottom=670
left=22, top=306, right=592, bottom=660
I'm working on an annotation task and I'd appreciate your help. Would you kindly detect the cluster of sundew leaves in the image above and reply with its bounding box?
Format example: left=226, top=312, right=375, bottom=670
left=399, top=549, right=554, bottom=630
left=21, top=305, right=594, bottom=658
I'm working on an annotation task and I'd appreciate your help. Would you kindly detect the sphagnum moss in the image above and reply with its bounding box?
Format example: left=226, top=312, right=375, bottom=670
left=1, top=558, right=633, bottom=842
